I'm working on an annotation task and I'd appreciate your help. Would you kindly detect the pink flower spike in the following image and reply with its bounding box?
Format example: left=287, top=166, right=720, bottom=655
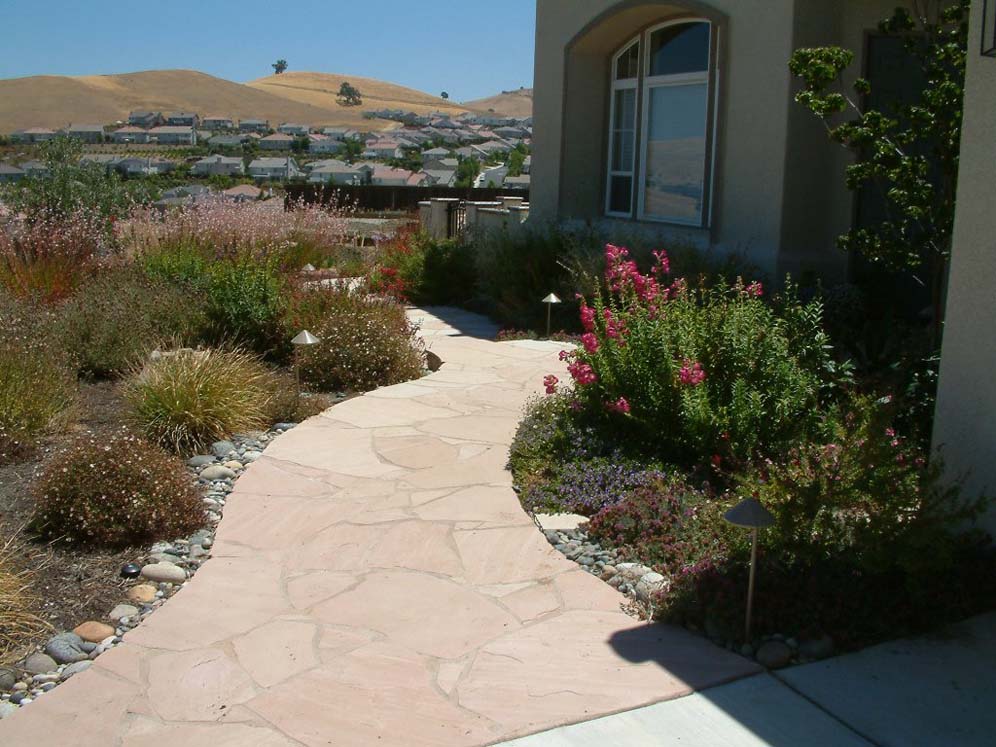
left=543, top=375, right=559, bottom=395
left=606, top=397, right=631, bottom=415
left=678, top=359, right=706, bottom=387
left=581, top=332, right=599, bottom=354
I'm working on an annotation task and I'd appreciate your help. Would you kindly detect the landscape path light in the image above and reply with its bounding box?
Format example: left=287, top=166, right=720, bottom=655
left=301, top=263, right=316, bottom=273
left=723, top=497, right=775, bottom=642
left=291, top=330, right=321, bottom=390
left=542, top=293, right=561, bottom=339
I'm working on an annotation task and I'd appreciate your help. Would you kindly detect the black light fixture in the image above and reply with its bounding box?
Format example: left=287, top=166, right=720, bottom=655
left=983, top=0, right=996, bottom=57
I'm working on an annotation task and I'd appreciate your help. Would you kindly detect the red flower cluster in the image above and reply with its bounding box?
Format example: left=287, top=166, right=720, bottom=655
left=543, top=375, right=559, bottom=395
left=567, top=359, right=598, bottom=386
left=678, top=359, right=706, bottom=387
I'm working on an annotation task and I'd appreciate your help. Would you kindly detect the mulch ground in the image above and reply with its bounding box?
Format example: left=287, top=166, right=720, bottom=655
left=0, top=381, right=142, bottom=665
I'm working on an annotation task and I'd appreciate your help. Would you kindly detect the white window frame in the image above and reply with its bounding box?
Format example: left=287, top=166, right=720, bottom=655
left=605, top=38, right=640, bottom=218
left=606, top=19, right=717, bottom=228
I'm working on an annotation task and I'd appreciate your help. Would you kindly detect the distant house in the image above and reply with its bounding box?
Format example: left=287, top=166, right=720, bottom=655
left=222, top=184, right=262, bottom=202
left=111, top=126, right=151, bottom=144
left=208, top=134, right=245, bottom=149
left=129, top=111, right=164, bottom=128
left=308, top=134, right=341, bottom=154
left=424, top=169, right=456, bottom=187
left=425, top=157, right=459, bottom=171
left=307, top=162, right=367, bottom=185
left=407, top=171, right=431, bottom=187
left=64, top=124, right=106, bottom=143
left=423, top=147, right=452, bottom=159
left=116, top=157, right=174, bottom=177
left=162, top=184, right=212, bottom=200
left=494, top=126, right=529, bottom=140
left=149, top=126, right=197, bottom=145
left=20, top=160, right=49, bottom=177
left=166, top=112, right=200, bottom=127
left=277, top=123, right=310, bottom=136
left=201, top=116, right=235, bottom=130
left=248, top=157, right=301, bottom=180
left=10, top=127, right=57, bottom=144
left=504, top=174, right=531, bottom=190
left=80, top=154, right=122, bottom=172
left=192, top=155, right=245, bottom=177
left=259, top=133, right=295, bottom=151
left=366, top=140, right=403, bottom=159
left=477, top=139, right=513, bottom=156
left=0, top=163, right=26, bottom=184
left=239, top=119, right=270, bottom=133
left=454, top=146, right=487, bottom=161
left=370, top=166, right=418, bottom=187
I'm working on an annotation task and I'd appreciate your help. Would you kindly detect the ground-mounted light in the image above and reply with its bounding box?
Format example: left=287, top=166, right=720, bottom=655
left=291, top=330, right=321, bottom=389
left=542, top=293, right=562, bottom=339
left=301, top=263, right=316, bottom=273
left=723, top=497, right=775, bottom=642
left=120, top=563, right=142, bottom=579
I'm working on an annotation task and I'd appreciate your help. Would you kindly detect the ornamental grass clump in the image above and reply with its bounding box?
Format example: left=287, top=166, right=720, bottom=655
left=124, top=348, right=276, bottom=453
left=553, top=243, right=842, bottom=467
left=0, top=298, right=77, bottom=462
left=0, top=533, right=51, bottom=659
left=287, top=285, right=424, bottom=392
left=31, top=429, right=204, bottom=548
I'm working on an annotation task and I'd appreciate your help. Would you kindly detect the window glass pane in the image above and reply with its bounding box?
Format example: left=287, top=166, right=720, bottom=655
left=609, top=175, right=632, bottom=214
left=615, top=41, right=640, bottom=80
left=648, top=22, right=710, bottom=77
left=643, top=83, right=707, bottom=223
left=611, top=88, right=636, bottom=171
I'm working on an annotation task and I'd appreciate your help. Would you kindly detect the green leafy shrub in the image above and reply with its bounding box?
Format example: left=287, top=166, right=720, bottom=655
left=31, top=428, right=204, bottom=548
left=202, top=259, right=290, bottom=357
left=371, top=229, right=477, bottom=306
left=57, top=266, right=207, bottom=378
left=124, top=348, right=276, bottom=453
left=559, top=244, right=841, bottom=467
left=287, top=286, right=424, bottom=392
left=0, top=298, right=76, bottom=462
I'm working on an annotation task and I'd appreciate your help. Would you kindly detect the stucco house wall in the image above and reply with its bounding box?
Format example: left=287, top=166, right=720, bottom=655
left=932, top=0, right=996, bottom=534
left=531, top=0, right=895, bottom=278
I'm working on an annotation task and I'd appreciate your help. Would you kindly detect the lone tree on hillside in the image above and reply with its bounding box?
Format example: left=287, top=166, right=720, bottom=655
left=440, top=91, right=449, bottom=99
left=272, top=59, right=288, bottom=74
left=337, top=82, right=363, bottom=106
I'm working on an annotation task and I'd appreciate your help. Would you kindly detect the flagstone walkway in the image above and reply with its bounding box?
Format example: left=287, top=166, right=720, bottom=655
left=0, top=307, right=758, bottom=746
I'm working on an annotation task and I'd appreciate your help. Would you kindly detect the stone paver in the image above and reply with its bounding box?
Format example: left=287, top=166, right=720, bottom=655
left=0, top=307, right=758, bottom=746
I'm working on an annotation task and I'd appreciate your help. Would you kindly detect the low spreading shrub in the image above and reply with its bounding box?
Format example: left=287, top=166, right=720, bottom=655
left=124, top=348, right=276, bottom=453
left=287, top=286, right=424, bottom=392
left=31, top=429, right=204, bottom=548
left=201, top=259, right=291, bottom=357
left=370, top=229, right=477, bottom=306
left=57, top=266, right=207, bottom=378
left=0, top=298, right=76, bottom=462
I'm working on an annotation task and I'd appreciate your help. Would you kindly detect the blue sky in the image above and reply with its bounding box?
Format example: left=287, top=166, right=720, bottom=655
left=0, top=0, right=537, bottom=101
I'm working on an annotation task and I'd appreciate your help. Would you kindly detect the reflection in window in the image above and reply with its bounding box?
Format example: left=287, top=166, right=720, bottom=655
left=605, top=21, right=715, bottom=226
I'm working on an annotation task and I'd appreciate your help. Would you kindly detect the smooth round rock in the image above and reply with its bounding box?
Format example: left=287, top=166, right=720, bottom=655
left=756, top=640, right=793, bottom=669
left=200, top=465, right=236, bottom=481
left=187, top=455, right=216, bottom=468
left=0, top=667, right=16, bottom=690
left=44, top=633, right=88, bottom=664
left=108, top=604, right=139, bottom=621
left=74, top=621, right=115, bottom=643
left=223, top=460, right=244, bottom=470
left=21, top=652, right=57, bottom=675
left=140, top=561, right=186, bottom=584
left=60, top=661, right=92, bottom=680
left=210, top=440, right=236, bottom=457
left=126, top=584, right=157, bottom=604
left=120, top=563, right=142, bottom=579
left=799, top=634, right=834, bottom=660
left=0, top=701, right=18, bottom=719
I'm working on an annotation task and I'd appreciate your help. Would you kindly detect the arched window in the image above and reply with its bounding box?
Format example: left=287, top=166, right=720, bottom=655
left=605, top=20, right=717, bottom=226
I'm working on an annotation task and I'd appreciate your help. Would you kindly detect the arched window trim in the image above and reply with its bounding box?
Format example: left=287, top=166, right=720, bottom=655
left=605, top=18, right=719, bottom=228
left=605, top=36, right=641, bottom=218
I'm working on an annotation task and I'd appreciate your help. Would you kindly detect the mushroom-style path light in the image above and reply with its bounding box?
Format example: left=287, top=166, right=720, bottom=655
left=542, top=293, right=561, bottom=339
left=724, top=497, right=775, bottom=642
left=291, top=330, right=321, bottom=389
left=301, top=263, right=317, bottom=273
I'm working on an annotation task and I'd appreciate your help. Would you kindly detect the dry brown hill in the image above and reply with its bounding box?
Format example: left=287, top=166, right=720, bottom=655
left=0, top=69, right=470, bottom=133
left=247, top=72, right=469, bottom=126
left=463, top=88, right=533, bottom=118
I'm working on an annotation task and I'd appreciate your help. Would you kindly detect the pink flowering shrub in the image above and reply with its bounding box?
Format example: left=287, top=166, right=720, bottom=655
left=562, top=243, right=838, bottom=466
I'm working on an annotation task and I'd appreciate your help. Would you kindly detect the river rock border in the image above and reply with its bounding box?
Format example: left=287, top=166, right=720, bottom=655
left=0, top=423, right=300, bottom=719
left=540, top=523, right=836, bottom=670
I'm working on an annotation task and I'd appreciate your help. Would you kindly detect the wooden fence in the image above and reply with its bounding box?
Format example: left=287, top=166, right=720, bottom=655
left=284, top=184, right=529, bottom=213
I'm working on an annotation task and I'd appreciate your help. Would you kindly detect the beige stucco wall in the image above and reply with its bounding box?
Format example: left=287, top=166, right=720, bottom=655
left=932, top=1, right=996, bottom=535
left=532, top=0, right=895, bottom=279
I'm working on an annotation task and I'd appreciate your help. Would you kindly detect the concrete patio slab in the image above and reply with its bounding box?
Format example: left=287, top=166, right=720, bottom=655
left=497, top=673, right=873, bottom=747
left=0, top=307, right=759, bottom=746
